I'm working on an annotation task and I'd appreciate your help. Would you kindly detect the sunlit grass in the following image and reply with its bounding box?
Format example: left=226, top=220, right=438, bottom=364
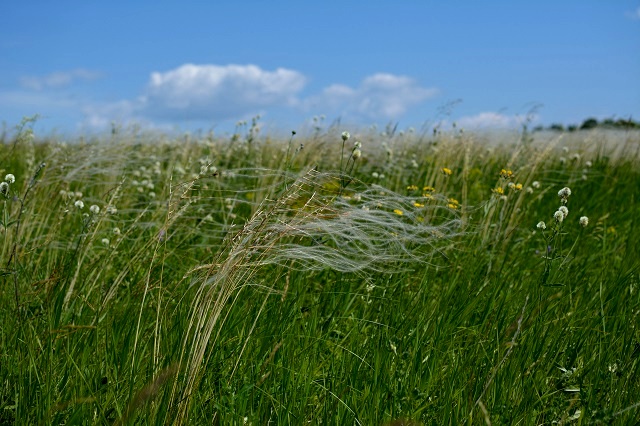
left=1, top=118, right=639, bottom=425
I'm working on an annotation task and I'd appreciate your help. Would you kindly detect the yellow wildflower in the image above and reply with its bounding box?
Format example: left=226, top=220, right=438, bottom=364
left=492, top=187, right=504, bottom=195
left=407, top=185, right=419, bottom=191
left=447, top=198, right=459, bottom=209
left=423, top=186, right=435, bottom=192
left=413, top=201, right=424, bottom=208
left=500, top=169, right=514, bottom=179
left=393, top=209, right=404, bottom=216
left=441, top=167, right=452, bottom=176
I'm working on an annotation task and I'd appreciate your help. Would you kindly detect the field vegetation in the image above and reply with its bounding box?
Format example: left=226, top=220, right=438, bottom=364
left=1, top=116, right=639, bottom=425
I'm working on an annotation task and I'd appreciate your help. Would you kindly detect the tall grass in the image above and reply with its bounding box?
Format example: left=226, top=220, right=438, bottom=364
left=1, top=119, right=639, bottom=424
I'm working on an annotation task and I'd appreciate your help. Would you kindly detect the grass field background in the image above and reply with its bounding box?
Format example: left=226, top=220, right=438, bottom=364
left=1, top=117, right=639, bottom=425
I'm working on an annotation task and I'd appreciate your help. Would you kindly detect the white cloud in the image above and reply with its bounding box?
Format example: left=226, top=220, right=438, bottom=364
left=139, top=64, right=306, bottom=120
left=455, top=112, right=536, bottom=129
left=20, top=69, right=102, bottom=90
left=305, top=73, right=438, bottom=120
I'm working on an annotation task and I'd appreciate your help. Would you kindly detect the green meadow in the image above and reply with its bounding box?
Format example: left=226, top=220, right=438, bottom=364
left=1, top=117, right=639, bottom=425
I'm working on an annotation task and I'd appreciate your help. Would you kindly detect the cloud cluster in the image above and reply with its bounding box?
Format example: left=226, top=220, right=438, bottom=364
left=19, top=69, right=101, bottom=91
left=141, top=64, right=306, bottom=120
left=305, top=73, right=438, bottom=120
left=12, top=63, right=442, bottom=129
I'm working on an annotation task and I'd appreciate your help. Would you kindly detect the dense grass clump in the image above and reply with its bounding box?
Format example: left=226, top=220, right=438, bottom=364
left=1, top=119, right=639, bottom=425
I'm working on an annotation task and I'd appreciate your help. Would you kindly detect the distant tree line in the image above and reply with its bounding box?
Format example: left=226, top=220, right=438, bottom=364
left=532, top=117, right=640, bottom=132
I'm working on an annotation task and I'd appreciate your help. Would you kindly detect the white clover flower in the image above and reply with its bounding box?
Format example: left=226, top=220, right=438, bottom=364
left=532, top=181, right=541, bottom=189
left=558, top=206, right=569, bottom=219
left=113, top=227, right=121, bottom=235
left=89, top=204, right=100, bottom=214
left=149, top=192, right=156, bottom=198
left=352, top=149, right=362, bottom=160
left=101, top=238, right=110, bottom=246
left=579, top=216, right=589, bottom=227
left=559, top=157, right=566, bottom=164
left=353, top=140, right=362, bottom=149
left=106, top=205, right=117, bottom=214
left=372, top=172, right=379, bottom=178
left=558, top=187, right=571, bottom=203
left=74, top=200, right=84, bottom=209
left=0, top=182, right=8, bottom=196
left=74, top=191, right=83, bottom=199
left=554, top=210, right=564, bottom=222
left=341, top=131, right=350, bottom=142
left=4, top=174, right=15, bottom=184
left=526, top=187, right=534, bottom=194
left=571, top=153, right=580, bottom=161
left=537, top=221, right=546, bottom=230
left=585, top=160, right=592, bottom=168
left=59, top=190, right=67, bottom=198
left=379, top=174, right=385, bottom=179
left=507, top=182, right=515, bottom=189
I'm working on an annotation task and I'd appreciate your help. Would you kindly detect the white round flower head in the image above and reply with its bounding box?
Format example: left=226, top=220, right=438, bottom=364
left=537, top=221, right=547, bottom=230
left=101, top=238, right=110, bottom=246
left=558, top=187, right=572, bottom=199
left=341, top=131, right=350, bottom=142
left=90, top=205, right=100, bottom=214
left=74, top=191, right=83, bottom=199
left=0, top=182, right=8, bottom=196
left=4, top=174, right=15, bottom=184
left=113, top=227, right=121, bottom=235
left=558, top=206, right=569, bottom=219
left=532, top=181, right=541, bottom=189
left=354, top=140, right=362, bottom=149
left=352, top=149, right=362, bottom=160
left=579, top=216, right=589, bottom=227
left=585, top=160, right=592, bottom=168
left=74, top=200, right=84, bottom=209
left=372, top=172, right=379, bottom=178
left=554, top=210, right=564, bottom=223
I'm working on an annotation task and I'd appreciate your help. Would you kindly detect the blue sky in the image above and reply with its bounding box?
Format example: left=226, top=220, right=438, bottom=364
left=1, top=1, right=639, bottom=135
